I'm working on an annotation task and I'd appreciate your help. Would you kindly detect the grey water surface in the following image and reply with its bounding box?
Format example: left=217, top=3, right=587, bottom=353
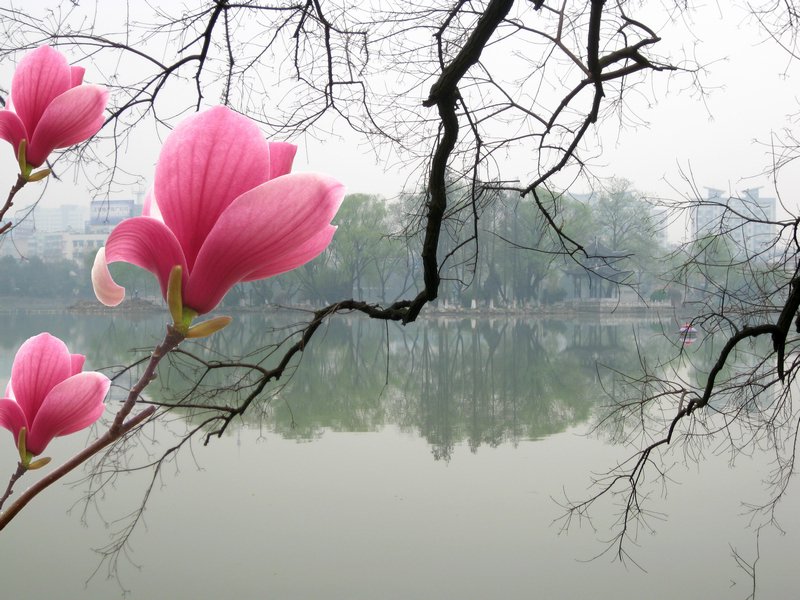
left=0, top=310, right=797, bottom=599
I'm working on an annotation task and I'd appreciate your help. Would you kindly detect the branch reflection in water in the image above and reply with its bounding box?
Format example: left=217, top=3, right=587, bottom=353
left=133, top=312, right=665, bottom=456
left=0, top=310, right=796, bottom=599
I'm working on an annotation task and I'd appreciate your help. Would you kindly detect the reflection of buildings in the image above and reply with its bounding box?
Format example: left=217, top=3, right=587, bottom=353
left=1, top=197, right=142, bottom=261
left=693, top=187, right=777, bottom=258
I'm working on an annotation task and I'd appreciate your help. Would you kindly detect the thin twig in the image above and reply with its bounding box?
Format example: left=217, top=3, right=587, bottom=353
left=0, top=324, right=184, bottom=530
left=0, top=463, right=26, bottom=511
left=0, top=174, right=27, bottom=235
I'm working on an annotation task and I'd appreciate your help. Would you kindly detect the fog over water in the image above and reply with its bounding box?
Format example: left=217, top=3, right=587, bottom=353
left=0, top=310, right=797, bottom=599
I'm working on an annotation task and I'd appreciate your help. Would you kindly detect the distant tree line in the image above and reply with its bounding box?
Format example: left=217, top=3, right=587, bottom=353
left=0, top=181, right=671, bottom=308
left=238, top=179, right=671, bottom=309
left=0, top=255, right=89, bottom=300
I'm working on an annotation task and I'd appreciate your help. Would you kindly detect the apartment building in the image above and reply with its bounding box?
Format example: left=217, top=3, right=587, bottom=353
left=1, top=198, right=142, bottom=261
left=692, top=187, right=777, bottom=258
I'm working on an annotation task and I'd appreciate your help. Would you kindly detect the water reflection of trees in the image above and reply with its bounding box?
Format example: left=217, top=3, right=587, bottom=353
left=0, top=312, right=683, bottom=462
left=133, top=313, right=673, bottom=461
left=0, top=311, right=164, bottom=378
left=393, top=320, right=593, bottom=460
left=568, top=321, right=786, bottom=561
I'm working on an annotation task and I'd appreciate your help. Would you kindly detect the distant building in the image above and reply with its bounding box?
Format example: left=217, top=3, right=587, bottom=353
left=24, top=231, right=66, bottom=262
left=11, top=203, right=89, bottom=234
left=88, top=199, right=142, bottom=233
left=62, top=233, right=110, bottom=261
left=692, top=187, right=777, bottom=257
left=0, top=197, right=142, bottom=261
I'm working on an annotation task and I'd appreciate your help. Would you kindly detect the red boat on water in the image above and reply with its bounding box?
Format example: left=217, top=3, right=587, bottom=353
left=678, top=323, right=698, bottom=346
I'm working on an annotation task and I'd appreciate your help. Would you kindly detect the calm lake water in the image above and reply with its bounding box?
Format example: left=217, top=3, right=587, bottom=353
left=0, top=310, right=798, bottom=599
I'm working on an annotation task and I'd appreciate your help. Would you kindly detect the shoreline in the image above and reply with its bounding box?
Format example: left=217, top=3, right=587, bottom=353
left=0, top=296, right=686, bottom=319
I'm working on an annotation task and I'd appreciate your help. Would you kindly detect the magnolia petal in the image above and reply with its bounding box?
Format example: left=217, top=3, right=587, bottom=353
left=185, top=173, right=344, bottom=314
left=71, top=354, right=86, bottom=376
left=268, top=141, right=297, bottom=179
left=27, top=372, right=109, bottom=456
left=141, top=187, right=163, bottom=221
left=27, top=84, right=108, bottom=167
left=0, top=398, right=28, bottom=446
left=91, top=247, right=126, bottom=306
left=10, top=333, right=73, bottom=426
left=154, top=106, right=271, bottom=270
left=0, top=111, right=27, bottom=157
left=242, top=225, right=336, bottom=282
left=102, top=217, right=188, bottom=301
left=70, top=65, right=85, bottom=87
left=11, top=46, right=72, bottom=138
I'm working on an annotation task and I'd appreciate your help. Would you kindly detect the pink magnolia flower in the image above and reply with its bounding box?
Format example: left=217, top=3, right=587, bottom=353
left=0, top=333, right=109, bottom=457
left=0, top=45, right=108, bottom=167
left=92, top=106, right=344, bottom=315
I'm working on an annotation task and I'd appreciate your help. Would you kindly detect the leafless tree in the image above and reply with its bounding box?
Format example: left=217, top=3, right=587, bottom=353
left=539, top=4, right=800, bottom=572
left=554, top=179, right=800, bottom=568
left=12, top=0, right=783, bottom=571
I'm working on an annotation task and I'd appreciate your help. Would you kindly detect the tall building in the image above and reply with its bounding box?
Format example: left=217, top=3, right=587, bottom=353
left=1, top=198, right=142, bottom=261
left=88, top=198, right=142, bottom=233
left=692, top=187, right=777, bottom=258
left=11, top=203, right=89, bottom=234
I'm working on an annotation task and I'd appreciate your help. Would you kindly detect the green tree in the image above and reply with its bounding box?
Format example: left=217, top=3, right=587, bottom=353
left=593, top=179, right=653, bottom=252
left=286, top=193, right=402, bottom=304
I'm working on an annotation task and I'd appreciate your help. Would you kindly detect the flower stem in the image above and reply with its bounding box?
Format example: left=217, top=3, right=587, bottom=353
left=0, top=174, right=28, bottom=236
left=0, top=324, right=185, bottom=531
left=110, top=324, right=185, bottom=435
left=0, top=463, right=27, bottom=511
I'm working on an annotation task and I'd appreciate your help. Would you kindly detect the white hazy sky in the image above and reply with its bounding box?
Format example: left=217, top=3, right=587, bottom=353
left=304, top=4, right=800, bottom=212
left=590, top=5, right=800, bottom=211
left=1, top=2, right=799, bottom=229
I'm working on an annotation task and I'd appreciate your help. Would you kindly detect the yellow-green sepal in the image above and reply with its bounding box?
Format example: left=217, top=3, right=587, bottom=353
left=26, top=456, right=51, bottom=470
left=16, top=427, right=26, bottom=464
left=16, top=139, right=27, bottom=176
left=165, top=263, right=230, bottom=338
left=16, top=427, right=49, bottom=469
left=186, top=316, right=232, bottom=338
left=15, top=140, right=50, bottom=183
left=26, top=168, right=51, bottom=182
left=167, top=265, right=184, bottom=327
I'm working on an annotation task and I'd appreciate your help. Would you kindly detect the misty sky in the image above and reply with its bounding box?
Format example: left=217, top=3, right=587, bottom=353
left=0, top=2, right=798, bottom=231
